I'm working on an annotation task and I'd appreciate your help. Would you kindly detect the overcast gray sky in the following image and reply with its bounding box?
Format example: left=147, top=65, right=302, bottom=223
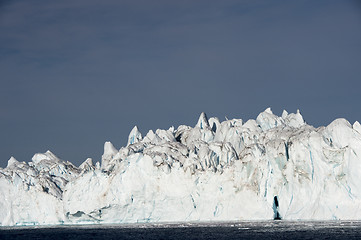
left=1, top=0, right=361, bottom=167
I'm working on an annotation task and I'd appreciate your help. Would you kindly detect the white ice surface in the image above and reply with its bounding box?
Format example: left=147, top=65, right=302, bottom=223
left=2, top=108, right=361, bottom=226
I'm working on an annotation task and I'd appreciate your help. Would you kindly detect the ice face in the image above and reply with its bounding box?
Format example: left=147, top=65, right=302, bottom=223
left=2, top=108, right=361, bottom=226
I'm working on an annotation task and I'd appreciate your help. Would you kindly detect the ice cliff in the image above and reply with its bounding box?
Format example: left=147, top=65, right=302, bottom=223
left=2, top=108, right=361, bottom=226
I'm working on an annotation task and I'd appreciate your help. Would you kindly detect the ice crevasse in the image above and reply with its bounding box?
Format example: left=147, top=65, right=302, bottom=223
left=1, top=108, right=361, bottom=226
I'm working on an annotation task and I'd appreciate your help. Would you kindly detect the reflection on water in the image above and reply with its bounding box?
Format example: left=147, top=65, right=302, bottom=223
left=1, top=221, right=361, bottom=240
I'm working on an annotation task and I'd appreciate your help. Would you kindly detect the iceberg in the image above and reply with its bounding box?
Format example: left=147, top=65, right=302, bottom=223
left=1, top=108, right=361, bottom=226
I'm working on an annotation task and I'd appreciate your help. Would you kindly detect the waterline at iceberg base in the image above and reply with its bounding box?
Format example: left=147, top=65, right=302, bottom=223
left=2, top=108, right=361, bottom=226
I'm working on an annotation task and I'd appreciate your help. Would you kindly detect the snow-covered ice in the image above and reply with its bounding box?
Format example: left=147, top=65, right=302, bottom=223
left=2, top=108, right=361, bottom=226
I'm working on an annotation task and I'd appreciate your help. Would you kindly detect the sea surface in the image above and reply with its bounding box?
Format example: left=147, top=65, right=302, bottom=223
left=1, top=221, right=361, bottom=240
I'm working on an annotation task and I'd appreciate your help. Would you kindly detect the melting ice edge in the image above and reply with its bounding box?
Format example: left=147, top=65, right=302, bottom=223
left=2, top=108, right=361, bottom=226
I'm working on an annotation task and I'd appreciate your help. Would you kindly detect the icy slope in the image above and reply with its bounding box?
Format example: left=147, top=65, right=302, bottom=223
left=2, top=108, right=361, bottom=226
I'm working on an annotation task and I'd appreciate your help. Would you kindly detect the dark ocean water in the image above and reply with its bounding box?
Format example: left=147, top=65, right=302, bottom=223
left=1, top=221, right=361, bottom=240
